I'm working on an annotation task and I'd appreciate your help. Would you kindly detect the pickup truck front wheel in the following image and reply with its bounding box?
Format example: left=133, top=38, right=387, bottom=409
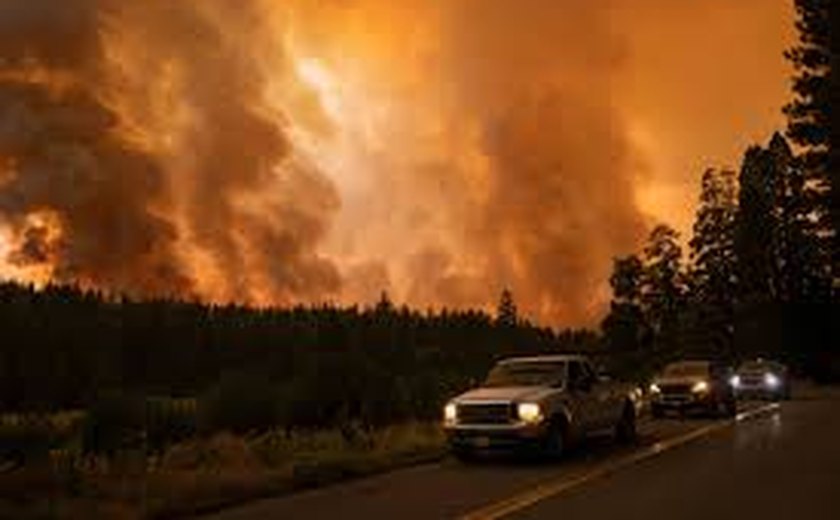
left=543, top=417, right=570, bottom=459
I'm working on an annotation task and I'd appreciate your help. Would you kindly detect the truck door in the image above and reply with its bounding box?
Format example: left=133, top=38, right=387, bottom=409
left=568, top=360, right=600, bottom=432
left=582, top=360, right=617, bottom=429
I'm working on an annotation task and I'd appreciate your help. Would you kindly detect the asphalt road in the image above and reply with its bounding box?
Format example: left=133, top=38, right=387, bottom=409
left=206, top=390, right=840, bottom=520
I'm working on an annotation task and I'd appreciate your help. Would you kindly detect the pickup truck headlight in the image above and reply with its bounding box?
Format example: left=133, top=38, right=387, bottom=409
left=729, top=375, right=741, bottom=388
left=517, top=402, right=543, bottom=424
left=444, top=403, right=457, bottom=423
left=692, top=381, right=709, bottom=393
left=649, top=383, right=661, bottom=394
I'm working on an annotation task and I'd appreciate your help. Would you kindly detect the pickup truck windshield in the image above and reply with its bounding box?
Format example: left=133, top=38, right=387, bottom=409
left=484, top=362, right=566, bottom=387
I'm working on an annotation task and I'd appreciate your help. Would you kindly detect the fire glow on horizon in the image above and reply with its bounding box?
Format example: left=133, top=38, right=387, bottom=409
left=0, top=0, right=793, bottom=325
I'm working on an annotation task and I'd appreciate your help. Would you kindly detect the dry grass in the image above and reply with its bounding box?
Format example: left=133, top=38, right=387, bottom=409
left=0, top=422, right=446, bottom=519
left=148, top=422, right=446, bottom=517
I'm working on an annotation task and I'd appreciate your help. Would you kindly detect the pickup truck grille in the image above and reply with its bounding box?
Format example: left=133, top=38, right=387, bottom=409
left=457, top=403, right=514, bottom=425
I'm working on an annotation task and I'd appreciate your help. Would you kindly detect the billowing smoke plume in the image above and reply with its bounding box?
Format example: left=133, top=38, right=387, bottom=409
left=286, top=0, right=646, bottom=323
left=0, top=0, right=340, bottom=301
left=0, top=0, right=790, bottom=324
left=439, top=1, right=645, bottom=322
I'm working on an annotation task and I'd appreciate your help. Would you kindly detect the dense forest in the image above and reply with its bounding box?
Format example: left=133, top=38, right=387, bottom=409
left=0, top=283, right=597, bottom=423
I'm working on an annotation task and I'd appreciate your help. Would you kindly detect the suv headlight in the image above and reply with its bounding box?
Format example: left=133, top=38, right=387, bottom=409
left=444, top=402, right=457, bottom=423
left=692, top=381, right=709, bottom=393
left=764, top=373, right=780, bottom=388
left=517, top=402, right=543, bottom=424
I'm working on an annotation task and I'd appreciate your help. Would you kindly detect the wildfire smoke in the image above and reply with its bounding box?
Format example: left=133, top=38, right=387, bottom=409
left=0, top=0, right=792, bottom=324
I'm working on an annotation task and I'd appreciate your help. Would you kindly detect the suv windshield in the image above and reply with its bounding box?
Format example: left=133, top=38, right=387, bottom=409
left=663, top=361, right=709, bottom=377
left=484, top=361, right=566, bottom=387
left=739, top=361, right=781, bottom=373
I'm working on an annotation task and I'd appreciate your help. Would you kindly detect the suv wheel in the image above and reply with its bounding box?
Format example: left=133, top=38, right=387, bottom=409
left=615, top=402, right=637, bottom=444
left=651, top=404, right=665, bottom=419
left=452, top=446, right=476, bottom=463
left=723, top=398, right=737, bottom=418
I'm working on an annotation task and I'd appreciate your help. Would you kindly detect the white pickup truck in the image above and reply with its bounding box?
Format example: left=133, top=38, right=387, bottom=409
left=443, top=354, right=641, bottom=460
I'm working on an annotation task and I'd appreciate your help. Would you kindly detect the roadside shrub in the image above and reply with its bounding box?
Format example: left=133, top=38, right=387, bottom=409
left=160, top=433, right=262, bottom=472
left=146, top=397, right=198, bottom=453
left=275, top=356, right=418, bottom=429
left=0, top=412, right=85, bottom=465
left=198, top=373, right=282, bottom=434
left=82, top=392, right=145, bottom=456
left=0, top=414, right=55, bottom=465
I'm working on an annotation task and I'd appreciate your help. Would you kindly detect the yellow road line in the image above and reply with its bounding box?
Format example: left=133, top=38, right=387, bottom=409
left=459, top=403, right=780, bottom=520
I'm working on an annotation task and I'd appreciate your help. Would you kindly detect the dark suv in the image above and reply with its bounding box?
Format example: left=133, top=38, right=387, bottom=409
left=649, top=360, right=737, bottom=418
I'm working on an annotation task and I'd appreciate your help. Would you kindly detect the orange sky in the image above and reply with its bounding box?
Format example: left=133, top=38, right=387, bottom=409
left=619, top=0, right=795, bottom=235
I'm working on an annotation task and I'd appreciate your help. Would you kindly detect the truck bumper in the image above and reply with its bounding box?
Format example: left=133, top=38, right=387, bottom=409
left=444, top=424, right=549, bottom=452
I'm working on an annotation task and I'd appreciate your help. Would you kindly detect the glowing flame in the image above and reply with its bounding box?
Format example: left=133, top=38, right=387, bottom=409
left=0, top=211, right=63, bottom=287
left=295, top=58, right=342, bottom=119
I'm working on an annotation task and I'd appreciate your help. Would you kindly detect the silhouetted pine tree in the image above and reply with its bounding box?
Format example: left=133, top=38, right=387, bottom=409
left=601, top=255, right=652, bottom=376
left=688, top=168, right=738, bottom=357
left=496, top=288, right=518, bottom=327
left=784, top=0, right=835, bottom=293
left=640, top=225, right=685, bottom=358
left=765, top=133, right=827, bottom=302
left=736, top=146, right=778, bottom=303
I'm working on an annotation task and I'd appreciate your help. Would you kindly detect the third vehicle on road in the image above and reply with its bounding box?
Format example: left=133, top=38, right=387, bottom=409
left=731, top=359, right=791, bottom=401
left=649, top=360, right=737, bottom=418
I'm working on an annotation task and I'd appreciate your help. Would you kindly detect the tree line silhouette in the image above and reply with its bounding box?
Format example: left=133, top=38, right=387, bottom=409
left=0, top=283, right=599, bottom=428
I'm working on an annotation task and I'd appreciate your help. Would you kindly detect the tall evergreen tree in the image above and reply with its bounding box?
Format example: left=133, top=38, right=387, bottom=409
left=766, top=133, right=827, bottom=301
left=496, top=288, right=518, bottom=327
left=610, top=255, right=644, bottom=306
left=736, top=146, right=778, bottom=303
left=375, top=290, right=394, bottom=314
left=690, top=168, right=738, bottom=303
left=640, top=225, right=685, bottom=356
left=784, top=0, right=835, bottom=295
left=602, top=255, right=650, bottom=362
left=733, top=134, right=829, bottom=363
left=688, top=168, right=738, bottom=355
left=736, top=134, right=827, bottom=303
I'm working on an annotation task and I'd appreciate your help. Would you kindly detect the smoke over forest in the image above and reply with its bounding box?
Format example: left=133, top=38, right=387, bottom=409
left=0, top=0, right=791, bottom=324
